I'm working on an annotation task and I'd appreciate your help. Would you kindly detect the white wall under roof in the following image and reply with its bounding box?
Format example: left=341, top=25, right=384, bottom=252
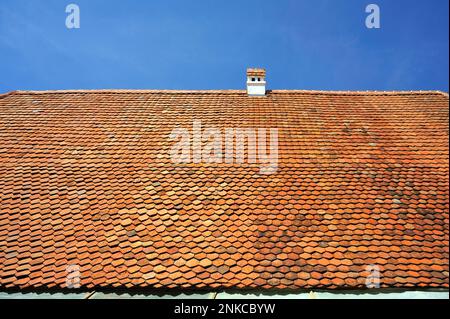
left=0, top=289, right=448, bottom=299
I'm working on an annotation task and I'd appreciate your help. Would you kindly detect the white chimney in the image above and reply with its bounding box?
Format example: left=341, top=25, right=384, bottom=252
left=246, top=68, right=266, bottom=96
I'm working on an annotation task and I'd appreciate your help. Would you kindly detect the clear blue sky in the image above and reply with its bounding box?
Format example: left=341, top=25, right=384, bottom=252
left=1, top=0, right=448, bottom=93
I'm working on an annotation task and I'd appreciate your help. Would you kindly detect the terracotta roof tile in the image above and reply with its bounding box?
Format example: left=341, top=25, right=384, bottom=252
left=0, top=90, right=448, bottom=290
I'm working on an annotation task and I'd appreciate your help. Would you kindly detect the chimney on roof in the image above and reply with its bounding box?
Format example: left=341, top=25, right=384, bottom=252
left=246, top=68, right=266, bottom=96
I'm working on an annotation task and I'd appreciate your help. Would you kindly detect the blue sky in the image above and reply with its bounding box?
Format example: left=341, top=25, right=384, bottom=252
left=0, top=0, right=448, bottom=93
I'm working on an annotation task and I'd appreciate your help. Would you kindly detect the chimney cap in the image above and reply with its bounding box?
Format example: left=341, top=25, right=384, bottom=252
left=247, top=68, right=266, bottom=77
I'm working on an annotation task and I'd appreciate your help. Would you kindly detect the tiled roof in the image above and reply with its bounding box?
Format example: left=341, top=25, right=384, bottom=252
left=0, top=89, right=448, bottom=290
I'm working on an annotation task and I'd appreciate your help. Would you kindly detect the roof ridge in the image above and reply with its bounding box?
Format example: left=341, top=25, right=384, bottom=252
left=273, top=90, right=449, bottom=97
left=0, top=90, right=19, bottom=99
left=2, top=89, right=448, bottom=97
left=11, top=89, right=245, bottom=94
